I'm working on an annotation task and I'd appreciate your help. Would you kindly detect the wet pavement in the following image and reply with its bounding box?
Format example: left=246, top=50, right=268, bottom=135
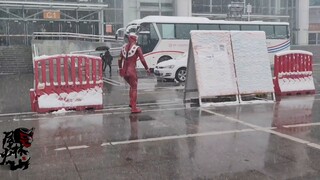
left=0, top=63, right=320, bottom=179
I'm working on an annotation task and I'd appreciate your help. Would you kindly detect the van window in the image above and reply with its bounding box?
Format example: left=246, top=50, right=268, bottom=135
left=241, top=25, right=259, bottom=31
left=138, top=23, right=159, bottom=54
left=198, top=24, right=220, bottom=30
left=175, top=24, right=197, bottom=39
left=220, top=24, right=240, bottom=30
left=274, top=25, right=288, bottom=39
left=260, top=25, right=274, bottom=38
left=157, top=24, right=175, bottom=39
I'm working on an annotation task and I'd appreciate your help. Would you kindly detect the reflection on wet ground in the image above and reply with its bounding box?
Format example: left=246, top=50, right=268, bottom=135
left=0, top=65, right=320, bottom=179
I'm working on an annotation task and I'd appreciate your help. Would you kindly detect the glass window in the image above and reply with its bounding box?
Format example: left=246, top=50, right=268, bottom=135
left=0, top=21, right=6, bottom=34
left=9, top=21, right=24, bottom=35
left=138, top=23, right=159, bottom=54
left=198, top=24, right=220, bottom=30
left=161, top=3, right=172, bottom=7
left=103, top=0, right=114, bottom=8
left=175, top=24, right=197, bottom=39
left=281, top=0, right=288, bottom=7
left=192, top=5, right=210, bottom=13
left=0, top=21, right=7, bottom=46
left=288, top=0, right=296, bottom=6
left=274, top=25, right=288, bottom=39
left=62, top=10, right=77, bottom=19
left=220, top=24, right=240, bottom=30
left=115, top=10, right=123, bottom=24
left=318, top=33, right=320, bottom=44
left=150, top=23, right=159, bottom=42
left=212, top=0, right=222, bottom=5
left=115, top=0, right=123, bottom=8
left=192, top=0, right=210, bottom=13
left=79, top=21, right=92, bottom=34
left=310, top=0, right=320, bottom=6
left=192, top=0, right=210, bottom=5
left=222, top=0, right=233, bottom=7
left=212, top=6, right=222, bottom=13
left=25, top=9, right=40, bottom=19
left=162, top=11, right=174, bottom=16
left=241, top=25, right=259, bottom=31
left=157, top=24, right=175, bottom=39
left=140, top=2, right=158, bottom=7
left=140, top=11, right=159, bottom=18
left=309, top=33, right=316, bottom=44
left=280, top=9, right=287, bottom=15
left=260, top=25, right=274, bottom=38
left=9, top=9, right=23, bottom=18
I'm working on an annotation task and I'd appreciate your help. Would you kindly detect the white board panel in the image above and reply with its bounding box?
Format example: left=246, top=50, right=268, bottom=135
left=231, top=31, right=274, bottom=94
left=190, top=31, right=238, bottom=98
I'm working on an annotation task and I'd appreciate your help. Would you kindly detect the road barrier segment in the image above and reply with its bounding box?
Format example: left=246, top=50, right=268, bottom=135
left=273, top=50, right=315, bottom=96
left=29, top=54, right=103, bottom=113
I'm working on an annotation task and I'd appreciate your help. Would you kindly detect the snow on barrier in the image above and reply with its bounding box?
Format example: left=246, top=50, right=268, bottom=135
left=184, top=31, right=274, bottom=107
left=29, top=54, right=103, bottom=113
left=273, top=50, right=315, bottom=96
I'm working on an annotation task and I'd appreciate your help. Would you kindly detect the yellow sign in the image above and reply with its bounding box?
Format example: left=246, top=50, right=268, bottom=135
left=43, top=10, right=61, bottom=20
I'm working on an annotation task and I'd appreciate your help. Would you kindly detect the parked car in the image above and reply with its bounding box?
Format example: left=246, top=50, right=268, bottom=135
left=154, top=53, right=188, bottom=82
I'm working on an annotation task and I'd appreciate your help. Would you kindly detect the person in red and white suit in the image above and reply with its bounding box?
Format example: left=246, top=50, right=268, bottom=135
left=118, top=33, right=150, bottom=113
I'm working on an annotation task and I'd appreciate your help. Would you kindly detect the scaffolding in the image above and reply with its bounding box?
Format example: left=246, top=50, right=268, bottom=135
left=0, top=1, right=110, bottom=46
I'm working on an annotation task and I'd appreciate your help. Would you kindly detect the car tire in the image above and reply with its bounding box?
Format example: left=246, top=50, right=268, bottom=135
left=175, top=67, right=187, bottom=82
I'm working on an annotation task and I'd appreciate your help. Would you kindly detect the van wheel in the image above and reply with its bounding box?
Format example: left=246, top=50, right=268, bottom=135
left=157, top=56, right=172, bottom=64
left=175, top=67, right=187, bottom=82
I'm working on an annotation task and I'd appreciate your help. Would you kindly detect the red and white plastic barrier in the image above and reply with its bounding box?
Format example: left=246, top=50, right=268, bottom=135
left=273, top=50, right=315, bottom=96
left=29, top=54, right=103, bottom=113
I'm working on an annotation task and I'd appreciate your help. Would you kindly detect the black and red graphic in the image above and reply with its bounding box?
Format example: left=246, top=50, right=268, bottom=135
left=0, top=127, right=35, bottom=170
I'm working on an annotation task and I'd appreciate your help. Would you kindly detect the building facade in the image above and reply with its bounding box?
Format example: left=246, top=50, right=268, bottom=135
left=0, top=0, right=122, bottom=46
left=309, top=0, right=320, bottom=44
left=0, top=0, right=317, bottom=46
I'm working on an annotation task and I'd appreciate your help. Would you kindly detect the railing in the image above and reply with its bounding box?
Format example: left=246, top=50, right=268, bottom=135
left=32, top=32, right=119, bottom=42
left=70, top=47, right=122, bottom=57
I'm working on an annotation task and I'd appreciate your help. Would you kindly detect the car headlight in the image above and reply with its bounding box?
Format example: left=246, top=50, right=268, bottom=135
left=164, top=65, right=175, bottom=69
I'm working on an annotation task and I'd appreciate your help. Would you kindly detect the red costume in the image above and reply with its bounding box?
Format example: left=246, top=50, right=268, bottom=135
left=118, top=33, right=150, bottom=113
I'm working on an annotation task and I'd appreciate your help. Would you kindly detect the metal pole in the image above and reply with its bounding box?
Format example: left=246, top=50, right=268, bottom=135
left=246, top=3, right=252, bottom=21
left=159, top=0, right=161, bottom=16
left=99, top=9, right=104, bottom=42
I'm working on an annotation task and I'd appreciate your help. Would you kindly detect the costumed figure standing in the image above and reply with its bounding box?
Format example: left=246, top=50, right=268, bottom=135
left=118, top=33, right=150, bottom=113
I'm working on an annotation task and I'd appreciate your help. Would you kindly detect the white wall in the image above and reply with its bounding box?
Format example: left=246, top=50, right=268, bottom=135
left=123, top=0, right=139, bottom=27
left=175, top=0, right=191, bottom=16
left=123, top=0, right=176, bottom=27
left=297, top=0, right=309, bottom=45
